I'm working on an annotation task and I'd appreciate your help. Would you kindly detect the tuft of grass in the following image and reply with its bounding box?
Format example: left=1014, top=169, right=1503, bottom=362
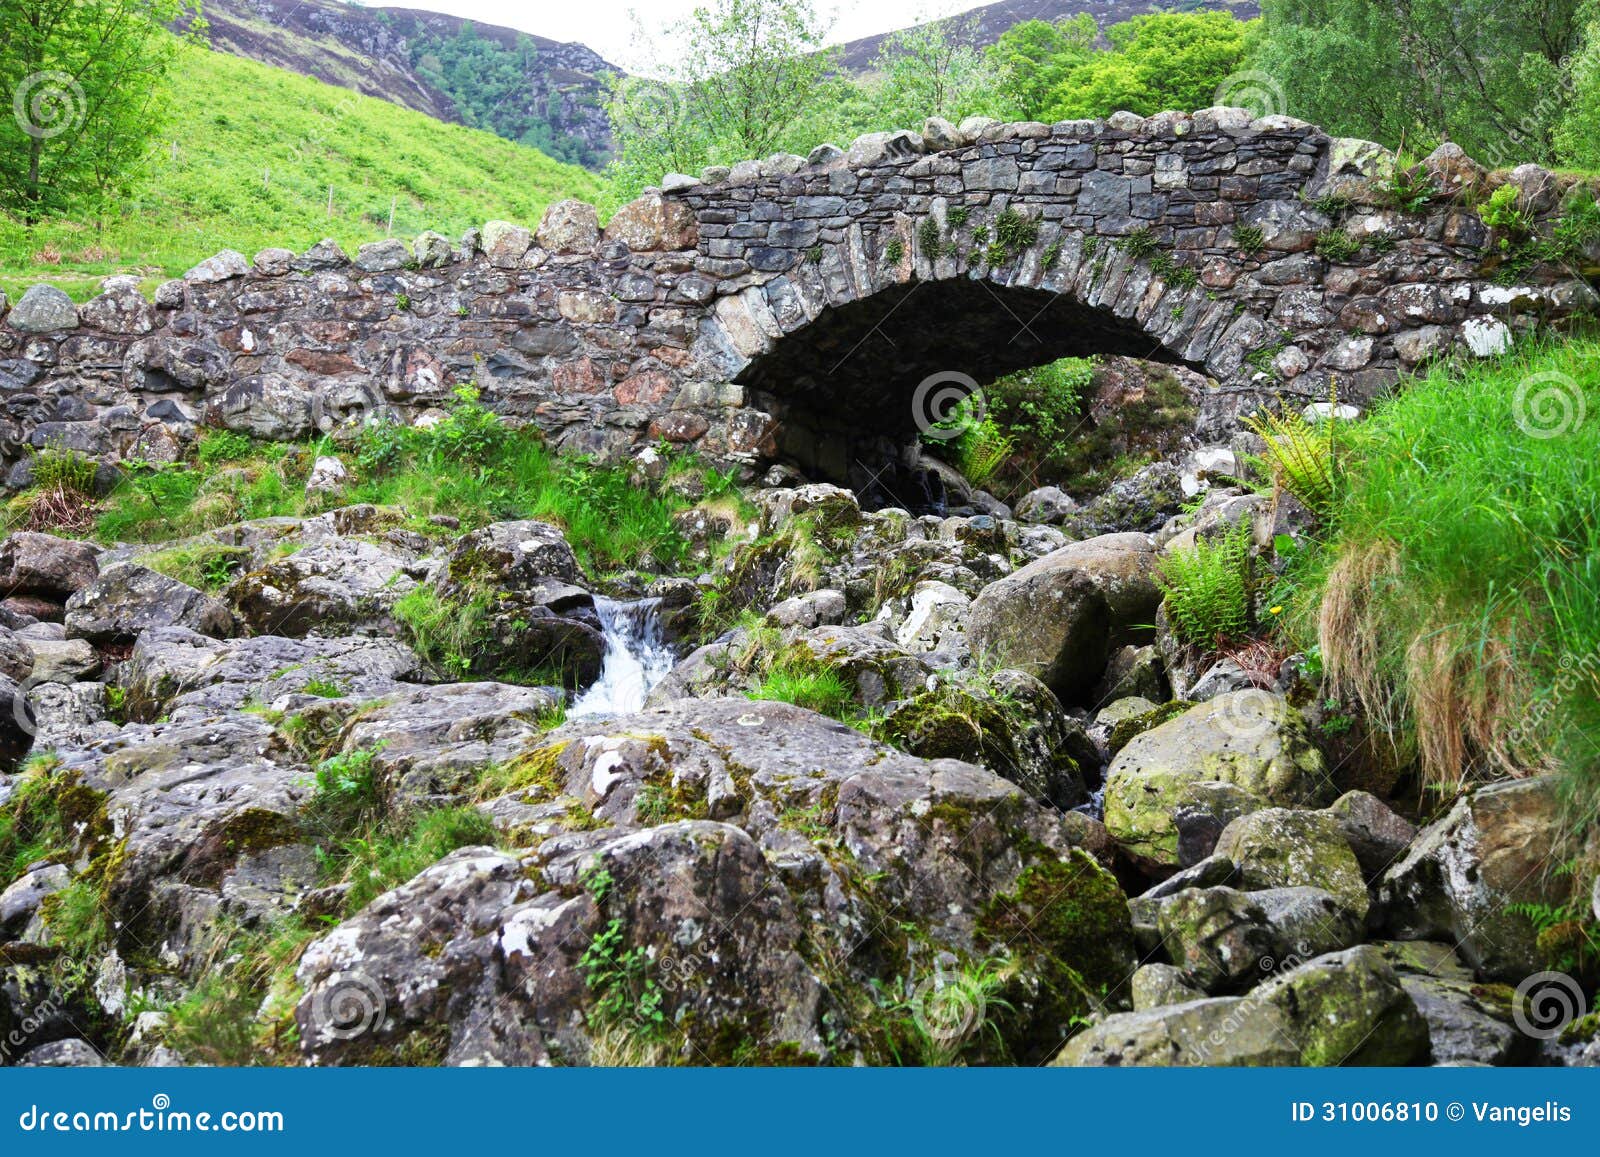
left=1290, top=336, right=1600, bottom=799
left=748, top=659, right=853, bottom=718
left=335, top=806, right=497, bottom=915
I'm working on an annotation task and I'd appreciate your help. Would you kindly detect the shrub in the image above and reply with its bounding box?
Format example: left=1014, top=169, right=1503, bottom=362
left=1158, top=520, right=1256, bottom=650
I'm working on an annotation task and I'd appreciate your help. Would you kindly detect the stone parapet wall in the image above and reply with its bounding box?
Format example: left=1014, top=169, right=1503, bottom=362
left=0, top=108, right=1592, bottom=484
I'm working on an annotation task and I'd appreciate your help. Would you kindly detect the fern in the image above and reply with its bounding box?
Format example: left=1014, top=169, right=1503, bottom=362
left=1158, top=520, right=1256, bottom=650
left=1243, top=390, right=1341, bottom=518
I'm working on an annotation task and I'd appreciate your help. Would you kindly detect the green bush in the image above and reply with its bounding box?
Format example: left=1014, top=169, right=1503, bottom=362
left=31, top=444, right=98, bottom=496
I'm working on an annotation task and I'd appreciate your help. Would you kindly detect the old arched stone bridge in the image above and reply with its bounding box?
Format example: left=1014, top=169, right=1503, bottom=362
left=1, top=108, right=1594, bottom=491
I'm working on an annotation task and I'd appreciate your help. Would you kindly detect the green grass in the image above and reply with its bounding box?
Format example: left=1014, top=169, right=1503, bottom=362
left=747, top=660, right=853, bottom=718
left=0, top=42, right=602, bottom=299
left=1288, top=335, right=1600, bottom=800
left=58, top=388, right=702, bottom=580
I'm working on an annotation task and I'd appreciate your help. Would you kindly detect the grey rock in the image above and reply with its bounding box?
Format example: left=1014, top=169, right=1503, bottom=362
left=7, top=285, right=79, bottom=333
left=64, top=563, right=233, bottom=645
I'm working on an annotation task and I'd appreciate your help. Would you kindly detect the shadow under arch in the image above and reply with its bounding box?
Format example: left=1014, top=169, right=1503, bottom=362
left=735, top=275, right=1198, bottom=501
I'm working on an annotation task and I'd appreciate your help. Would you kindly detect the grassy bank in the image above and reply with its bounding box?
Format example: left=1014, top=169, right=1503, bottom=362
left=1284, top=336, right=1600, bottom=810
left=0, top=45, right=602, bottom=301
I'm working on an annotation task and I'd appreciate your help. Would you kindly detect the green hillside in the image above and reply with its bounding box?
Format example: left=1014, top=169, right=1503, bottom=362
left=0, top=44, right=603, bottom=300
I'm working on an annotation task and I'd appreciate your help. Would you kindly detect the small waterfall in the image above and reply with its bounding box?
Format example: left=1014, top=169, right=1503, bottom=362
left=569, top=597, right=677, bottom=717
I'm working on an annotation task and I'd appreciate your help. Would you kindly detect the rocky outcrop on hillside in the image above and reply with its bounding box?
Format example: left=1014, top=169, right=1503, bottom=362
left=189, top=0, right=618, bottom=166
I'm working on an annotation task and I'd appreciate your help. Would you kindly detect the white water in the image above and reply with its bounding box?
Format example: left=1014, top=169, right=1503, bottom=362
left=569, top=597, right=677, bottom=717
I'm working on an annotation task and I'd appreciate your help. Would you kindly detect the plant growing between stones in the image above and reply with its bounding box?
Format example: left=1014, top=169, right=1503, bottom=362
left=1243, top=391, right=1342, bottom=518
left=1157, top=519, right=1257, bottom=650
left=1233, top=224, right=1265, bottom=255
left=1314, top=229, right=1361, bottom=262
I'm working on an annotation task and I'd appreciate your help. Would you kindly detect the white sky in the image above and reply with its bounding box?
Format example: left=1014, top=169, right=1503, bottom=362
left=379, top=0, right=997, bottom=70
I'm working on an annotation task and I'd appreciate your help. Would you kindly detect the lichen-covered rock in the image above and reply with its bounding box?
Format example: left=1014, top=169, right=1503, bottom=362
left=1051, top=995, right=1300, bottom=1066
left=65, top=563, right=234, bottom=645
left=1372, top=776, right=1567, bottom=980
left=1157, top=886, right=1281, bottom=992
left=8, top=285, right=79, bottom=333
left=0, top=533, right=101, bottom=601
left=879, top=668, right=1094, bottom=809
left=1376, top=940, right=1526, bottom=1065
left=120, top=627, right=426, bottom=722
left=1213, top=807, right=1369, bottom=919
left=335, top=681, right=565, bottom=809
left=789, top=624, right=931, bottom=707
left=229, top=539, right=417, bottom=638
left=967, top=533, right=1160, bottom=702
left=1131, top=963, right=1206, bottom=1011
left=1103, top=691, right=1332, bottom=869
left=1264, top=945, right=1429, bottom=1066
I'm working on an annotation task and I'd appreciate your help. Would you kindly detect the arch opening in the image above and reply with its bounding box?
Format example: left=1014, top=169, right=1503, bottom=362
left=736, top=278, right=1194, bottom=508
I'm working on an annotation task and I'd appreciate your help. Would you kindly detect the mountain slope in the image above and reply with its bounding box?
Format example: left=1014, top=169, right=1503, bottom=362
left=832, top=0, right=1261, bottom=72
left=0, top=45, right=602, bottom=298
left=187, top=0, right=620, bottom=166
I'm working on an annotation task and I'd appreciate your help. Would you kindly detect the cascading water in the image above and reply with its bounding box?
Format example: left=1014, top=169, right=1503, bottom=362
left=568, top=597, right=677, bottom=717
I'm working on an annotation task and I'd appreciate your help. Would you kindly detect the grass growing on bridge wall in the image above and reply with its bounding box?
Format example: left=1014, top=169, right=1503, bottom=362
left=0, top=44, right=602, bottom=302
left=1282, top=334, right=1600, bottom=815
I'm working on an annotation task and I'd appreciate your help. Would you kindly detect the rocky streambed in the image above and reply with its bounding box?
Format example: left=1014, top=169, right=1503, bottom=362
left=0, top=452, right=1591, bottom=1067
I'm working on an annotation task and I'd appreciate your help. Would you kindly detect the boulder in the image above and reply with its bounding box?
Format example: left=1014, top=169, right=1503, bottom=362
left=1052, top=995, right=1300, bottom=1066
left=0, top=862, right=70, bottom=940
left=536, top=199, right=601, bottom=254
left=790, top=624, right=932, bottom=707
left=1131, top=963, right=1206, bottom=1011
left=1327, top=790, right=1417, bottom=881
left=228, top=539, right=416, bottom=638
left=1214, top=807, right=1369, bottom=918
left=1372, top=776, right=1567, bottom=980
left=1013, top=486, right=1078, bottom=525
left=967, top=533, right=1160, bottom=701
left=1263, top=945, right=1430, bottom=1066
left=1103, top=692, right=1333, bottom=869
left=438, top=520, right=585, bottom=591
left=482, top=221, right=532, bottom=268
left=120, top=627, right=426, bottom=722
left=353, top=239, right=410, bottom=272
left=0, top=533, right=101, bottom=600
left=1157, top=886, right=1280, bottom=992
left=64, top=563, right=233, bottom=645
left=7, top=285, right=79, bottom=333
left=295, top=697, right=1132, bottom=1065
left=1055, top=945, right=1428, bottom=1067
left=22, top=636, right=98, bottom=685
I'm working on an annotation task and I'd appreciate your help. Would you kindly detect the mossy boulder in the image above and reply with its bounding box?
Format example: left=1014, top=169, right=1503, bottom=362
left=881, top=669, right=1094, bottom=809
left=1103, top=691, right=1333, bottom=869
left=1214, top=808, right=1370, bottom=919
left=1264, top=945, right=1430, bottom=1066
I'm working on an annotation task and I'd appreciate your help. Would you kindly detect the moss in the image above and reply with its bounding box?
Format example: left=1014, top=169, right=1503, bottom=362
left=979, top=848, right=1134, bottom=1062
left=1109, top=700, right=1193, bottom=754
left=361, top=1023, right=452, bottom=1067
left=473, top=741, right=571, bottom=802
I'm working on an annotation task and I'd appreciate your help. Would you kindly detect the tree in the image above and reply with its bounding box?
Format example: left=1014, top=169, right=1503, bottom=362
left=0, top=0, right=203, bottom=221
left=1557, top=10, right=1600, bottom=167
left=605, top=0, right=833, bottom=201
left=1044, top=12, right=1262, bottom=122
left=1252, top=0, right=1587, bottom=163
left=987, top=15, right=1096, bottom=121
left=871, top=12, right=999, bottom=125
left=679, top=0, right=834, bottom=158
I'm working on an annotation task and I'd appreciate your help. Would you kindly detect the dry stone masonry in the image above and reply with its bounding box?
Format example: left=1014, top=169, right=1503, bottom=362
left=1, top=108, right=1594, bottom=485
